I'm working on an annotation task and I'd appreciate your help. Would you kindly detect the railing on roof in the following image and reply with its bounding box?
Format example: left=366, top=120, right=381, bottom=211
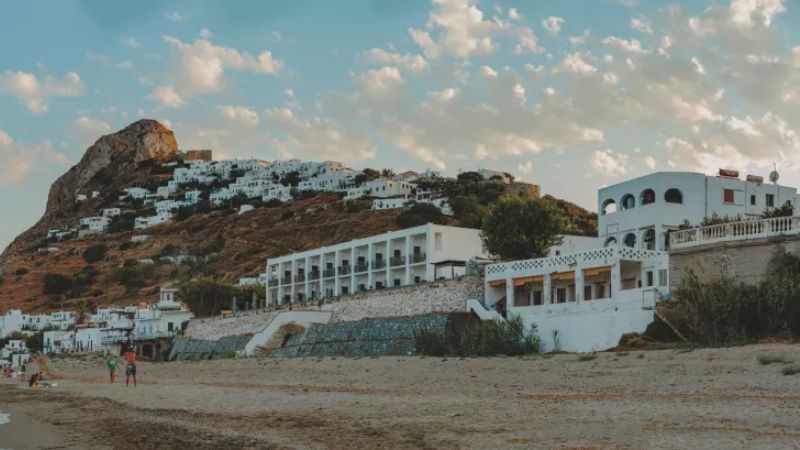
left=670, top=216, right=800, bottom=250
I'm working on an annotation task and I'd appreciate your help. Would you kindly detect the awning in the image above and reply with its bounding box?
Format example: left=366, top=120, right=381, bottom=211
left=488, top=279, right=506, bottom=287
left=583, top=266, right=612, bottom=277
left=513, top=275, right=544, bottom=286
left=550, top=271, right=575, bottom=281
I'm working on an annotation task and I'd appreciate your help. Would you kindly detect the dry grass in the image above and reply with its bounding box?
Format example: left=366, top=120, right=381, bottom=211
left=757, top=353, right=792, bottom=365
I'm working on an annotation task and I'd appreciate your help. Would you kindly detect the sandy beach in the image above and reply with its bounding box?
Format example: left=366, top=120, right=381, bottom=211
left=1, top=343, right=800, bottom=449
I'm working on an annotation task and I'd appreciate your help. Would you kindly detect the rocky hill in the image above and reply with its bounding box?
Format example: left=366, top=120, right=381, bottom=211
left=0, top=120, right=597, bottom=313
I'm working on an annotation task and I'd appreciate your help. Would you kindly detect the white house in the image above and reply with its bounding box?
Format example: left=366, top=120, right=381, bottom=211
left=132, top=288, right=193, bottom=340
left=120, top=187, right=150, bottom=200
left=43, top=331, right=76, bottom=354
left=101, top=208, right=121, bottom=218
left=598, top=170, right=800, bottom=251
left=266, top=224, right=489, bottom=304
left=79, top=216, right=111, bottom=233
left=134, top=212, right=172, bottom=230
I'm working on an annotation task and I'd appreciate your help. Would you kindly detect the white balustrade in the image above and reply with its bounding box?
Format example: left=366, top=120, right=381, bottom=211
left=671, top=216, right=800, bottom=249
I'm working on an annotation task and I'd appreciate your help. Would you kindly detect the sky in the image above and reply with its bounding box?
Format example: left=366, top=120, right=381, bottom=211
left=2, top=0, right=800, bottom=250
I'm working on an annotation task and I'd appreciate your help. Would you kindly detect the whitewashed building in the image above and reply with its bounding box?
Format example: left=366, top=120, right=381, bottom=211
left=266, top=224, right=488, bottom=304
left=79, top=216, right=111, bottom=233
left=134, top=212, right=172, bottom=230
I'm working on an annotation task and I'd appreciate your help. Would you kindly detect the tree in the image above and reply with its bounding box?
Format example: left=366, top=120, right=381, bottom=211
left=481, top=196, right=565, bottom=261
left=82, top=244, right=107, bottom=263
left=179, top=278, right=236, bottom=317
left=763, top=200, right=794, bottom=218
left=450, top=194, right=489, bottom=229
left=355, top=168, right=381, bottom=185
left=43, top=273, right=73, bottom=296
left=457, top=171, right=484, bottom=184
left=279, top=171, right=302, bottom=187
left=397, top=203, right=448, bottom=228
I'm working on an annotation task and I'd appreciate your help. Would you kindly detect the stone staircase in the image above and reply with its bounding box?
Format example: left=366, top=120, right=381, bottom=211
left=466, top=298, right=504, bottom=321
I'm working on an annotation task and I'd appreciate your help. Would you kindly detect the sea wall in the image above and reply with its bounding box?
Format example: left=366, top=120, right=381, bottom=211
left=169, top=335, right=252, bottom=361
left=270, top=314, right=453, bottom=358
left=184, top=310, right=278, bottom=341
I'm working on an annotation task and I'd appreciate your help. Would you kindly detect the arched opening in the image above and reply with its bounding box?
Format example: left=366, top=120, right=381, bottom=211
left=621, top=194, right=635, bottom=210
left=642, top=229, right=656, bottom=250
left=640, top=188, right=656, bottom=206
left=664, top=188, right=683, bottom=204
left=601, top=199, right=617, bottom=215
left=604, top=237, right=617, bottom=247
left=623, top=233, right=637, bottom=248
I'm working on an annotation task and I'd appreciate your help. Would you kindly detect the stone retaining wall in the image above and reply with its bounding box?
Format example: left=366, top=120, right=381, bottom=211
left=169, top=335, right=252, bottom=361
left=322, top=276, right=482, bottom=323
left=184, top=310, right=278, bottom=341
left=271, top=314, right=452, bottom=358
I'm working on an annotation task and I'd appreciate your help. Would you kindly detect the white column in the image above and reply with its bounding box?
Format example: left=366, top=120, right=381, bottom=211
left=404, top=235, right=412, bottom=284
left=385, top=240, right=392, bottom=286
left=304, top=256, right=311, bottom=300
left=575, top=267, right=584, bottom=303
left=350, top=247, right=356, bottom=292
left=334, top=252, right=341, bottom=296
left=611, top=260, right=621, bottom=299
left=319, top=254, right=325, bottom=299
left=543, top=274, right=552, bottom=304
left=367, top=243, right=374, bottom=288
left=290, top=259, right=297, bottom=304
left=505, top=278, right=514, bottom=310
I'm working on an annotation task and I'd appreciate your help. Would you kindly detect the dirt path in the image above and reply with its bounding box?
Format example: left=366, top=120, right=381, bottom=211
left=2, top=343, right=800, bottom=449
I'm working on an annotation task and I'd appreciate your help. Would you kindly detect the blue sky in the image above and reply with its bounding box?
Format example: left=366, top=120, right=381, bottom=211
left=2, top=0, right=800, bottom=250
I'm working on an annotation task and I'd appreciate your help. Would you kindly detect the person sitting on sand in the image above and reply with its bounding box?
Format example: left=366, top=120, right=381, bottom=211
left=28, top=371, right=44, bottom=388
left=124, top=347, right=137, bottom=387
left=107, top=354, right=118, bottom=384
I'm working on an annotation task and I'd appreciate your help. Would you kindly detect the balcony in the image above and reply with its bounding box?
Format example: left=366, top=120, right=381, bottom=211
left=323, top=268, right=336, bottom=278
left=281, top=276, right=292, bottom=284
left=410, top=252, right=426, bottom=264
left=268, top=277, right=279, bottom=286
left=390, top=255, right=405, bottom=267
left=671, top=216, right=800, bottom=249
left=354, top=262, right=369, bottom=273
left=294, top=273, right=305, bottom=283
left=371, top=259, right=386, bottom=270
left=308, top=271, right=320, bottom=281
left=339, top=265, right=351, bottom=275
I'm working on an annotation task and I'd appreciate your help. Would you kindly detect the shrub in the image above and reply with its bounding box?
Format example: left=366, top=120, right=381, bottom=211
left=42, top=273, right=73, bottom=295
left=396, top=203, right=447, bottom=228
left=107, top=264, right=156, bottom=292
left=577, top=354, right=597, bottom=362
left=82, top=244, right=107, bottom=263
left=757, top=353, right=792, bottom=365
left=783, top=364, right=800, bottom=376
left=414, top=316, right=538, bottom=357
left=15, top=268, right=29, bottom=276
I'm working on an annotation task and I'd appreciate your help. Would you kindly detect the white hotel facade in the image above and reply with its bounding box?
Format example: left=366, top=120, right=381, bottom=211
left=266, top=224, right=488, bottom=304
left=478, top=170, right=800, bottom=353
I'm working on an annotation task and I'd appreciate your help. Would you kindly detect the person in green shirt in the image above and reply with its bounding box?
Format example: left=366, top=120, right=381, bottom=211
left=106, top=354, right=118, bottom=384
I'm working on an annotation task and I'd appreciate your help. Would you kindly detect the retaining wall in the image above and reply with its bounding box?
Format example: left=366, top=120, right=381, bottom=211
left=270, top=314, right=453, bottom=358
left=169, top=335, right=252, bottom=361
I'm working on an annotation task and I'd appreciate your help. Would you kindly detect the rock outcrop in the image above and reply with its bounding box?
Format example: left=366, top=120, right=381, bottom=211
left=44, top=119, right=177, bottom=217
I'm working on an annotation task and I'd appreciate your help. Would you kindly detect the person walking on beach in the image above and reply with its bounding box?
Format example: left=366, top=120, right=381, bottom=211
left=106, top=354, right=118, bottom=384
left=124, top=347, right=137, bottom=387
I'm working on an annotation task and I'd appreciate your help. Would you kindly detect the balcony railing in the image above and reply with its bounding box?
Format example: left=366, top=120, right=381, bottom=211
left=308, top=271, right=320, bottom=281
left=268, top=277, right=279, bottom=286
left=410, top=252, right=426, bottom=264
left=281, top=276, right=292, bottom=284
left=371, top=259, right=386, bottom=269
left=294, top=273, right=305, bottom=282
left=323, top=268, right=336, bottom=278
left=339, top=265, right=351, bottom=275
left=671, top=216, right=800, bottom=249
left=390, top=256, right=405, bottom=267
left=354, top=262, right=369, bottom=273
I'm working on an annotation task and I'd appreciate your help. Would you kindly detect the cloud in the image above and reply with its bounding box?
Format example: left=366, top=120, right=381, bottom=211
left=630, top=16, right=653, bottom=34
left=75, top=116, right=112, bottom=139
left=220, top=105, right=259, bottom=126
left=121, top=36, right=141, bottom=48
left=164, top=11, right=186, bottom=22
left=0, top=71, right=85, bottom=114
left=591, top=150, right=629, bottom=176
left=151, top=30, right=284, bottom=106
left=408, top=0, right=540, bottom=59
left=363, top=48, right=428, bottom=73
left=729, top=0, right=785, bottom=27
left=541, top=17, right=565, bottom=35
left=0, top=131, right=67, bottom=186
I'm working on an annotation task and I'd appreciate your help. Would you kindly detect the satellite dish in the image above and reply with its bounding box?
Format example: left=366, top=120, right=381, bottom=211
left=769, top=170, right=779, bottom=184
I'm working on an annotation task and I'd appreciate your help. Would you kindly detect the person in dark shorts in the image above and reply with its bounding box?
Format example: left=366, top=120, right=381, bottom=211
left=124, top=347, right=137, bottom=387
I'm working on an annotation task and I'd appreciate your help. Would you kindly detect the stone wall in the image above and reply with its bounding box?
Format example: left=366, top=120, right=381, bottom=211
left=271, top=314, right=452, bottom=358
left=184, top=310, right=279, bottom=341
left=669, top=235, right=800, bottom=289
left=322, top=276, right=482, bottom=323
left=169, top=335, right=252, bottom=361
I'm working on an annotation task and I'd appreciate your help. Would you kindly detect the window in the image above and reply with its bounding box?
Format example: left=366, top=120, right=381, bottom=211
left=658, top=269, right=668, bottom=287
left=723, top=189, right=734, bottom=204
left=601, top=199, right=617, bottom=215
left=532, top=290, right=543, bottom=305
left=434, top=232, right=442, bottom=251
left=394, top=278, right=401, bottom=287
left=640, top=189, right=656, bottom=205
left=642, top=229, right=656, bottom=250
left=750, top=194, right=756, bottom=206
left=646, top=271, right=654, bottom=287
left=556, top=288, right=567, bottom=303
left=621, top=194, right=635, bottom=210
left=767, top=193, right=775, bottom=207
left=414, top=276, right=422, bottom=283
left=624, top=233, right=637, bottom=248
left=604, top=237, right=617, bottom=247
left=584, top=286, right=593, bottom=301
left=664, top=189, right=683, bottom=204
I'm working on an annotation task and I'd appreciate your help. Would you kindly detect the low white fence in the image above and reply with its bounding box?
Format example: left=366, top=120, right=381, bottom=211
left=670, top=216, right=800, bottom=249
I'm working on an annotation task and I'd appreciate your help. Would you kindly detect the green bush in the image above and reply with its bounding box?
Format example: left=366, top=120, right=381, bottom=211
left=82, top=244, right=107, bottom=263
left=671, top=248, right=800, bottom=345
left=414, top=316, right=538, bottom=357
left=107, top=264, right=156, bottom=292
left=15, top=267, right=29, bottom=276
left=397, top=203, right=448, bottom=228
left=42, top=273, right=73, bottom=295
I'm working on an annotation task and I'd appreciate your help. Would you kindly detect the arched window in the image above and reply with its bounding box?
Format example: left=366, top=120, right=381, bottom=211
left=621, top=194, right=635, bottom=210
left=642, top=229, right=656, bottom=250
left=664, top=188, right=683, bottom=204
left=640, top=188, right=656, bottom=205
left=623, top=233, right=637, bottom=248
left=601, top=199, right=617, bottom=215
left=604, top=237, right=617, bottom=247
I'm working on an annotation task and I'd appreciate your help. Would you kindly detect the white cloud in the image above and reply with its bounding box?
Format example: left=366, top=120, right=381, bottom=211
left=644, top=155, right=656, bottom=170
left=220, top=105, right=259, bottom=126
left=75, top=116, right=112, bottom=138
left=591, top=149, right=629, bottom=176
left=0, top=133, right=67, bottom=185
left=729, top=0, right=785, bottom=27
left=602, top=36, right=648, bottom=54
left=152, top=31, right=284, bottom=106
left=121, top=36, right=141, bottom=48
left=631, top=16, right=653, bottom=34
left=0, top=71, right=85, bottom=114
left=164, top=11, right=186, bottom=22
left=356, top=66, right=406, bottom=99
left=116, top=60, right=133, bottom=70
left=518, top=160, right=533, bottom=174
left=541, top=17, right=565, bottom=35
left=557, top=52, right=597, bottom=74
left=364, top=48, right=428, bottom=72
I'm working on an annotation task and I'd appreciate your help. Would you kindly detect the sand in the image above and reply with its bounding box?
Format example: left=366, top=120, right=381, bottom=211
left=1, top=343, right=800, bottom=449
